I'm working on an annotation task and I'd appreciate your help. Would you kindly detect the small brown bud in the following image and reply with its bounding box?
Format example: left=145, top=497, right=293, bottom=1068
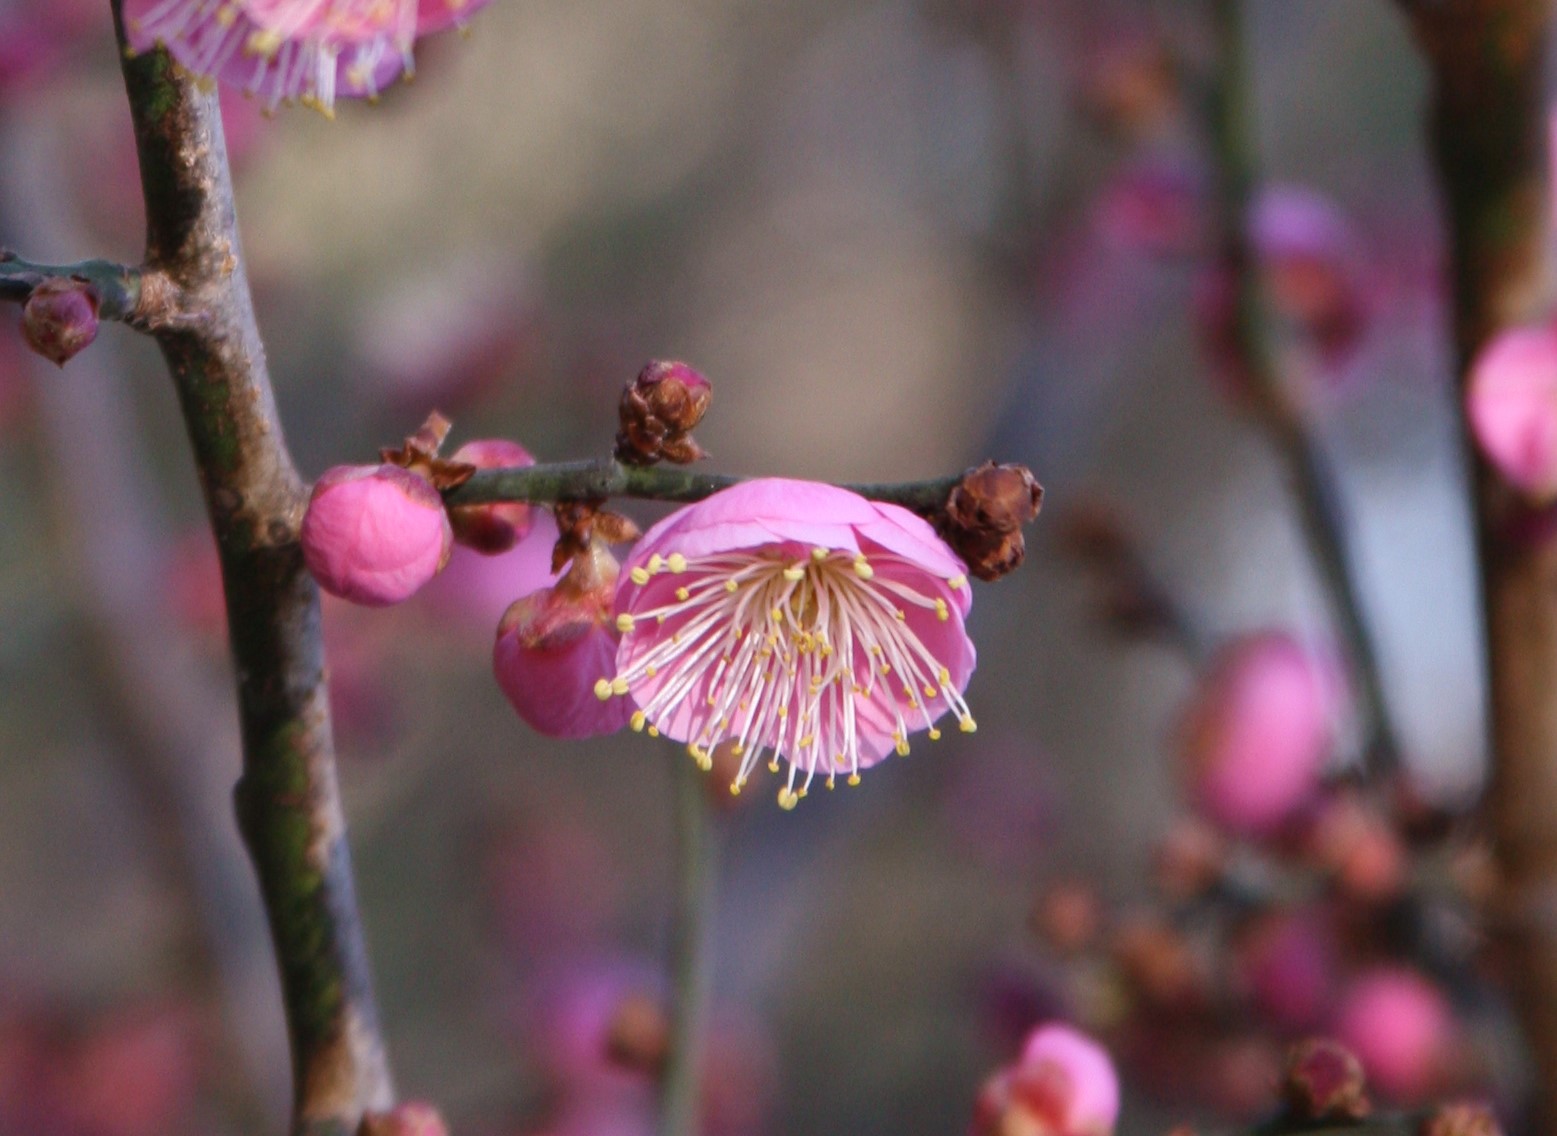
left=939, top=463, right=1043, bottom=581
left=551, top=501, right=641, bottom=573
left=604, top=992, right=670, bottom=1076
left=615, top=360, right=713, bottom=466
left=359, top=1101, right=449, bottom=1136
left=1420, top=1102, right=1501, bottom=1136
left=22, top=277, right=99, bottom=366
left=1281, top=1038, right=1370, bottom=1123
left=379, top=412, right=477, bottom=490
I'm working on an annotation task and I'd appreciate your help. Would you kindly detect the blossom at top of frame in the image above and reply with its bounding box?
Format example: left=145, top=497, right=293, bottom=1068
left=123, top=0, right=491, bottom=114
left=599, top=478, right=977, bottom=809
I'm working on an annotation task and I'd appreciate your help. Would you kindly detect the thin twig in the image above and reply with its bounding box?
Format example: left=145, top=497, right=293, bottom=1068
left=1203, top=0, right=1402, bottom=775
left=658, top=756, right=720, bottom=1136
left=111, top=9, right=394, bottom=1133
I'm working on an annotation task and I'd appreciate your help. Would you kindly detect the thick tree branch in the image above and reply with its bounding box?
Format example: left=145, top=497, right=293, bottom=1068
left=1204, top=0, right=1403, bottom=775
left=111, top=7, right=394, bottom=1134
left=1393, top=0, right=1557, bottom=1125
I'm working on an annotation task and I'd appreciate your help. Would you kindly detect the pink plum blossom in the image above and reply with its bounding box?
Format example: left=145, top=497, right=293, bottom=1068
left=973, top=1023, right=1120, bottom=1136
left=494, top=543, right=633, bottom=739
left=1178, top=631, right=1340, bottom=836
left=448, top=438, right=536, bottom=554
left=1465, top=323, right=1557, bottom=500
left=601, top=479, right=976, bottom=808
left=123, top=0, right=491, bottom=114
left=301, top=463, right=453, bottom=606
left=1334, top=967, right=1454, bottom=1103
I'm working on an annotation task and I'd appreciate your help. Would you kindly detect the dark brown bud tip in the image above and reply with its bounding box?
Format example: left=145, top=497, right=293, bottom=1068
left=22, top=277, right=99, bottom=367
left=615, top=359, right=713, bottom=466
left=379, top=412, right=477, bottom=489
left=936, top=462, right=1043, bottom=581
left=1281, top=1038, right=1370, bottom=1123
left=1421, top=1102, right=1502, bottom=1136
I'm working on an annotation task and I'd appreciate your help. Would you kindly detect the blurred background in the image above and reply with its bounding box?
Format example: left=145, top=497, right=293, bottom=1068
left=0, top=1, right=1512, bottom=1133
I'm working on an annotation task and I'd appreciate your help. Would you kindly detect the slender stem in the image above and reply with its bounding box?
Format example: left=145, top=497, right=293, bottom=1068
left=1204, top=0, right=1402, bottom=774
left=659, top=756, right=719, bottom=1136
left=111, top=9, right=394, bottom=1133
left=0, top=251, right=143, bottom=319
left=1394, top=0, right=1557, bottom=1125
left=446, top=458, right=966, bottom=516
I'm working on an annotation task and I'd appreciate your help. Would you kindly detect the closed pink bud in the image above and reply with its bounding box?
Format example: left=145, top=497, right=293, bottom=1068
left=1335, top=968, right=1454, bottom=1104
left=448, top=438, right=536, bottom=554
left=1179, top=632, right=1340, bottom=836
left=1466, top=324, right=1557, bottom=499
left=494, top=544, right=632, bottom=738
left=974, top=1024, right=1120, bottom=1136
left=21, top=277, right=99, bottom=367
left=302, top=464, right=453, bottom=606
left=359, top=1101, right=449, bottom=1136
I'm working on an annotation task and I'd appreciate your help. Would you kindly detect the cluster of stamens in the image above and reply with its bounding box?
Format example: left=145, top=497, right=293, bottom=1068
left=132, top=0, right=434, bottom=113
left=596, top=545, right=975, bottom=809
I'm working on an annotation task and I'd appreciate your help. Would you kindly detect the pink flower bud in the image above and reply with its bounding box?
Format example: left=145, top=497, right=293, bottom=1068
left=1334, top=968, right=1454, bottom=1103
left=493, top=544, right=632, bottom=738
left=1179, top=632, right=1340, bottom=837
left=301, top=464, right=453, bottom=606
left=447, top=438, right=537, bottom=554
left=359, top=1101, right=449, bottom=1136
left=974, top=1024, right=1120, bottom=1136
left=21, top=278, right=99, bottom=367
left=1466, top=324, right=1557, bottom=500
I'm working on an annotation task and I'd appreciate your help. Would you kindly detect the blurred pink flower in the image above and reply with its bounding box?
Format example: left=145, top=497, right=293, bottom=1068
left=973, top=1023, right=1120, bottom=1136
left=605, top=479, right=976, bottom=808
left=302, top=463, right=453, bottom=606
left=123, top=0, right=491, bottom=113
left=1178, top=632, right=1341, bottom=837
left=1466, top=323, right=1557, bottom=500
left=1235, top=910, right=1336, bottom=1033
left=1334, top=967, right=1454, bottom=1104
left=494, top=543, right=632, bottom=739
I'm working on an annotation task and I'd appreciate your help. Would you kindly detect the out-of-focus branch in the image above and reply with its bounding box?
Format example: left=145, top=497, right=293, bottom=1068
left=1392, top=0, right=1557, bottom=1125
left=1203, top=0, right=1402, bottom=775
left=111, top=7, right=395, bottom=1133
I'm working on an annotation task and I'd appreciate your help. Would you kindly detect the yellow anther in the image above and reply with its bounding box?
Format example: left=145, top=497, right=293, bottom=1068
left=797, top=788, right=808, bottom=799
left=630, top=711, right=647, bottom=732
left=611, top=676, right=630, bottom=696
left=668, top=553, right=688, bottom=573
left=647, top=726, right=660, bottom=737
left=767, top=760, right=781, bottom=773
left=729, top=783, right=741, bottom=796
left=939, top=667, right=952, bottom=684
left=707, top=694, right=717, bottom=707
left=778, top=789, right=799, bottom=811
left=771, top=608, right=784, bottom=622
left=676, top=587, right=690, bottom=602
left=960, top=717, right=978, bottom=733
left=895, top=739, right=910, bottom=757
left=616, top=613, right=636, bottom=633
left=924, top=684, right=937, bottom=698
left=593, top=678, right=613, bottom=701
left=783, top=564, right=805, bottom=581
left=777, top=705, right=788, bottom=719
left=853, top=555, right=874, bottom=580
left=798, top=735, right=815, bottom=748
left=732, top=743, right=745, bottom=755
left=812, top=547, right=829, bottom=561
left=935, top=598, right=949, bottom=622
left=879, top=665, right=891, bottom=676
left=827, top=776, right=836, bottom=790
left=848, top=773, right=862, bottom=786
left=688, top=742, right=706, bottom=760
left=630, top=567, right=651, bottom=585
left=648, top=553, right=664, bottom=573
left=894, top=609, right=906, bottom=622
left=928, top=727, right=942, bottom=741
left=948, top=574, right=967, bottom=590
left=645, top=665, right=658, bottom=678
left=245, top=28, right=282, bottom=56
left=725, top=579, right=739, bottom=593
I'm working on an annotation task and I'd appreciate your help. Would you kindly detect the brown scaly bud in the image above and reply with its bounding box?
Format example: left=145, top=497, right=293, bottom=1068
left=22, top=276, right=99, bottom=367
left=379, top=411, right=478, bottom=491
left=1420, top=1103, right=1502, bottom=1136
left=604, top=991, right=671, bottom=1076
left=939, top=462, right=1044, bottom=581
left=551, top=500, right=643, bottom=573
left=615, top=360, right=713, bottom=466
left=359, top=1101, right=449, bottom=1136
left=1281, top=1038, right=1370, bottom=1123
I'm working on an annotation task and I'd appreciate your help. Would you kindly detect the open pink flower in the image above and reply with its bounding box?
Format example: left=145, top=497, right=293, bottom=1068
left=601, top=479, right=976, bottom=808
left=123, top=0, right=490, bottom=113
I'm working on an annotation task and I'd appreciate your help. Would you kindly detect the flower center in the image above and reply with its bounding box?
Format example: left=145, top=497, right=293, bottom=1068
left=600, top=546, right=974, bottom=807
